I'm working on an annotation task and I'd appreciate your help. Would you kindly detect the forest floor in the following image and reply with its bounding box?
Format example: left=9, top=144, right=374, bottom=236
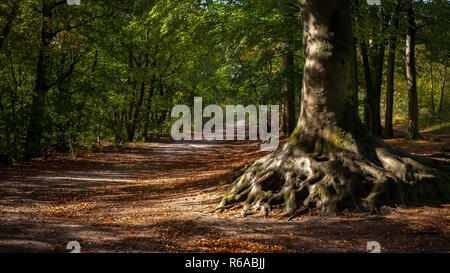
left=0, top=132, right=449, bottom=253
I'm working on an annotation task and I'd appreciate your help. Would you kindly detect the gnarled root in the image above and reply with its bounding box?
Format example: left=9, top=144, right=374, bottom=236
left=217, top=141, right=450, bottom=217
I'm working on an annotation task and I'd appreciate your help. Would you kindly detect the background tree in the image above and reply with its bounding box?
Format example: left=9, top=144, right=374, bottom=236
left=279, top=0, right=301, bottom=135
left=405, top=0, right=419, bottom=139
left=384, top=0, right=401, bottom=137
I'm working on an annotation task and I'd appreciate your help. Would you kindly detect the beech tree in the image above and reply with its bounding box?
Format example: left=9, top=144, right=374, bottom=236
left=218, top=0, right=449, bottom=216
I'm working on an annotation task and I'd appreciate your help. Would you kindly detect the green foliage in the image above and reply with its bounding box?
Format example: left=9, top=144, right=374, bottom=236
left=0, top=0, right=448, bottom=160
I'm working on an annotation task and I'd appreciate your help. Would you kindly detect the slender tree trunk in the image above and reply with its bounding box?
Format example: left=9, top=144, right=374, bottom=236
left=280, top=103, right=286, bottom=135
left=385, top=42, right=397, bottom=138
left=373, top=45, right=385, bottom=136
left=438, top=65, right=447, bottom=117
left=360, top=43, right=384, bottom=137
left=406, top=1, right=419, bottom=139
left=218, top=0, right=449, bottom=216
left=359, top=7, right=386, bottom=137
left=352, top=37, right=359, bottom=110
left=278, top=0, right=298, bottom=135
left=127, top=82, right=145, bottom=142
left=384, top=3, right=400, bottom=138
left=360, top=44, right=376, bottom=134
left=429, top=59, right=435, bottom=116
left=143, top=78, right=156, bottom=140
left=283, top=51, right=297, bottom=135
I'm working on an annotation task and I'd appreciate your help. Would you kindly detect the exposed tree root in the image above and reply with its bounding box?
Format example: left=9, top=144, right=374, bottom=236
left=217, top=138, right=450, bottom=217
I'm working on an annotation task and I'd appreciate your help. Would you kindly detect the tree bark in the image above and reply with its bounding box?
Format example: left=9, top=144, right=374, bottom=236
left=218, top=0, right=449, bottom=216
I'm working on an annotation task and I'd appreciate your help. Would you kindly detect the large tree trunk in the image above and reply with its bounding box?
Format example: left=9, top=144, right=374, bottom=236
left=406, top=1, right=419, bottom=139
left=218, top=0, right=449, bottom=216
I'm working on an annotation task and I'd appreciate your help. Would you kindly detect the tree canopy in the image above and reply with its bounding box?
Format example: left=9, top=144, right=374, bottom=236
left=0, top=0, right=448, bottom=161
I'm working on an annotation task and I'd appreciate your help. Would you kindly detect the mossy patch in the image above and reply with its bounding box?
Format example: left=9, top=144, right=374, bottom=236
left=289, top=127, right=300, bottom=143
left=328, top=130, right=350, bottom=150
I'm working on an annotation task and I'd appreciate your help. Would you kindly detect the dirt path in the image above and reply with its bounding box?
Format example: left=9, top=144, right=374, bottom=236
left=0, top=138, right=449, bottom=253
